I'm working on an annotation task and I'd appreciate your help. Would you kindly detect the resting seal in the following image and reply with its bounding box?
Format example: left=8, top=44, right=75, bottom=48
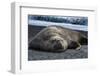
left=28, top=26, right=87, bottom=52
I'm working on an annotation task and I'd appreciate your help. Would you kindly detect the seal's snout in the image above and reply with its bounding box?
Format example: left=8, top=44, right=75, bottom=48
left=51, top=39, right=63, bottom=50
left=54, top=41, right=63, bottom=50
left=49, top=36, right=68, bottom=51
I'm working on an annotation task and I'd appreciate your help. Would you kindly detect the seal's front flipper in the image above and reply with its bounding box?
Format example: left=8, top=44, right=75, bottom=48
left=68, top=41, right=80, bottom=49
left=75, top=43, right=81, bottom=50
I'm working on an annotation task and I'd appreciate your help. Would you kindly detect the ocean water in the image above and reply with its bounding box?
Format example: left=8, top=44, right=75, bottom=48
left=28, top=20, right=88, bottom=31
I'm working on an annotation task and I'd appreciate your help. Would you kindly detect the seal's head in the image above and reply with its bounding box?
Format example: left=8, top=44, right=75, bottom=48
left=44, top=35, right=68, bottom=52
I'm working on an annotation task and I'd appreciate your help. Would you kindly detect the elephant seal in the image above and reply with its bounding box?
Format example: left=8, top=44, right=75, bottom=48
left=28, top=26, right=87, bottom=52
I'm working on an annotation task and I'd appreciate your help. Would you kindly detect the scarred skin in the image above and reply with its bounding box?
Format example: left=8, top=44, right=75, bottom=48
left=28, top=26, right=87, bottom=52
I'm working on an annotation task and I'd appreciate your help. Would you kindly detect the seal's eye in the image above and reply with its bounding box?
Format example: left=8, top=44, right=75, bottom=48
left=43, top=35, right=51, bottom=40
left=51, top=39, right=61, bottom=43
left=51, top=39, right=56, bottom=43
